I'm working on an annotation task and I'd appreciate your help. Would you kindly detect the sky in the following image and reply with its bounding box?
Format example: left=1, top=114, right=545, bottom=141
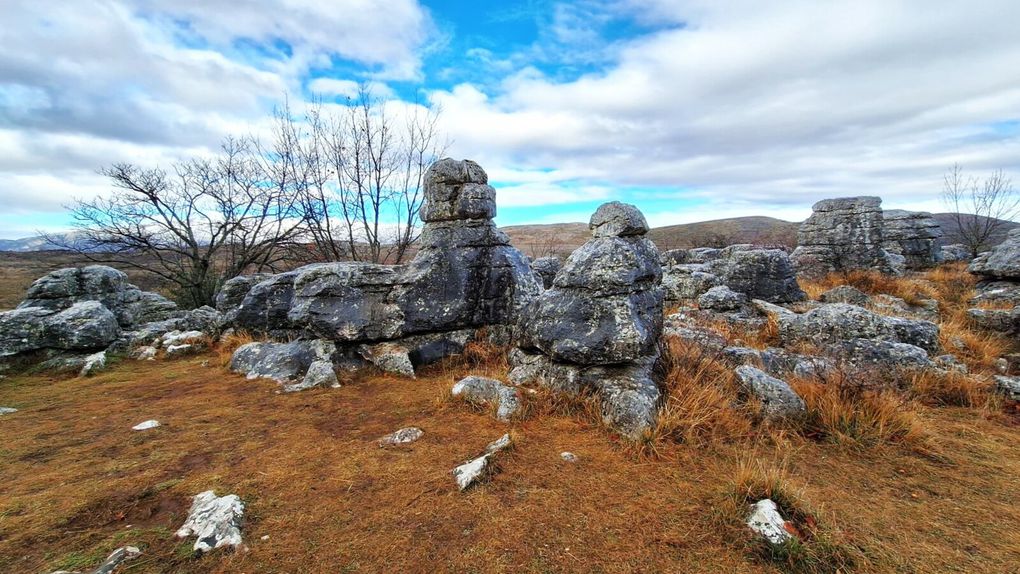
left=1, top=0, right=1019, bottom=239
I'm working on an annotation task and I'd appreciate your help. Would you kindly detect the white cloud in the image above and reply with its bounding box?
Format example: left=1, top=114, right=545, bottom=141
left=435, top=0, right=1020, bottom=219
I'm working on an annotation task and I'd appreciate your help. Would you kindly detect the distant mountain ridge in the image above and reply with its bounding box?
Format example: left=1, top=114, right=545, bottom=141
left=3, top=213, right=1017, bottom=254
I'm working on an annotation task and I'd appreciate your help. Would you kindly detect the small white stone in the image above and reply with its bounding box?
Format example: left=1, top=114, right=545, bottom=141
left=135, top=346, right=158, bottom=361
left=260, top=534, right=270, bottom=541
left=560, top=451, right=578, bottom=462
left=379, top=427, right=424, bottom=446
left=0, top=407, right=17, bottom=415
left=453, top=455, right=490, bottom=491
left=79, top=351, right=107, bottom=377
left=132, top=420, right=160, bottom=431
left=747, top=499, right=792, bottom=545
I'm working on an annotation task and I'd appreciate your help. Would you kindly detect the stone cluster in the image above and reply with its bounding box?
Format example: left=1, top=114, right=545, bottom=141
left=222, top=159, right=541, bottom=376
left=967, top=229, right=1020, bottom=336
left=661, top=244, right=805, bottom=303
left=0, top=265, right=216, bottom=374
left=791, top=196, right=898, bottom=277
left=510, top=201, right=664, bottom=440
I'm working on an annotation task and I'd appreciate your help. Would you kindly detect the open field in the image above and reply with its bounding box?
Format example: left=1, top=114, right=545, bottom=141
left=2, top=345, right=1020, bottom=573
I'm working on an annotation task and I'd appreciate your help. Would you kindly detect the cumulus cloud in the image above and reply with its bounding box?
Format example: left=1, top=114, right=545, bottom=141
left=436, top=0, right=1020, bottom=222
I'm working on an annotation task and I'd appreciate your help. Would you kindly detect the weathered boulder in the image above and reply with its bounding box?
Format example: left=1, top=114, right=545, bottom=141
left=18, top=265, right=177, bottom=328
left=834, top=339, right=934, bottom=369
left=287, top=263, right=405, bottom=341
left=993, top=375, right=1020, bottom=400
left=967, top=307, right=1020, bottom=335
left=791, top=196, right=897, bottom=277
left=778, top=303, right=940, bottom=355
left=43, top=301, right=122, bottom=352
left=698, top=285, right=747, bottom=312
left=819, top=285, right=871, bottom=306
left=733, top=365, right=806, bottom=419
left=514, top=204, right=663, bottom=440
left=882, top=210, right=944, bottom=270
left=229, top=339, right=336, bottom=386
left=940, top=243, right=971, bottom=263
left=969, top=228, right=1020, bottom=279
left=531, top=256, right=561, bottom=289
left=662, top=247, right=804, bottom=303
left=747, top=499, right=793, bottom=545
left=452, top=375, right=521, bottom=421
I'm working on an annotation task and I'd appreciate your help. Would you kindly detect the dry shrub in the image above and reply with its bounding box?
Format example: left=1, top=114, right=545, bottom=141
left=908, top=369, right=995, bottom=409
left=800, top=269, right=939, bottom=306
left=647, top=336, right=754, bottom=448
left=939, top=318, right=1012, bottom=372
left=922, top=262, right=976, bottom=310
left=789, top=370, right=928, bottom=449
left=720, top=453, right=864, bottom=574
left=214, top=329, right=259, bottom=367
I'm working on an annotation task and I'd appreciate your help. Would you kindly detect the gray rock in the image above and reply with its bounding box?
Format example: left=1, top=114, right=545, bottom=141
left=698, top=285, right=748, bottom=312
left=283, top=359, right=338, bottom=392
left=0, top=306, right=52, bottom=357
left=230, top=340, right=336, bottom=383
left=216, top=273, right=273, bottom=316
left=661, top=265, right=720, bottom=301
left=792, top=196, right=897, bottom=277
left=80, top=351, right=107, bottom=377
left=49, top=545, right=142, bottom=574
left=43, top=301, right=121, bottom=352
left=967, top=306, right=1020, bottom=334
left=175, top=490, right=244, bottom=553
left=733, top=365, right=806, bottom=419
left=819, top=285, right=870, bottom=306
left=834, top=339, right=934, bottom=369
left=0, top=407, right=17, bottom=415
left=531, top=256, right=562, bottom=289
left=778, top=303, right=940, bottom=355
left=934, top=354, right=968, bottom=373
left=971, top=281, right=1020, bottom=305
left=560, top=451, right=579, bottom=462
left=993, top=376, right=1020, bottom=400
left=882, top=210, right=944, bottom=270
left=940, top=243, right=971, bottom=263
left=589, top=201, right=650, bottom=238
left=165, top=344, right=200, bottom=358
left=420, top=158, right=494, bottom=222
left=452, top=375, right=521, bottom=421
left=287, top=262, right=405, bottom=342
left=969, top=228, right=1020, bottom=279
left=379, top=427, right=424, bottom=445
left=359, top=342, right=415, bottom=377
left=871, top=294, right=940, bottom=322
left=662, top=248, right=804, bottom=304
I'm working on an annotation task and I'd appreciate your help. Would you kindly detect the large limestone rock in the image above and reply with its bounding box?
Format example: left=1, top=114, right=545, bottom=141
left=513, top=202, right=664, bottom=440
left=969, top=228, right=1020, bottom=279
left=777, top=302, right=940, bottom=356
left=882, top=210, right=944, bottom=270
left=229, top=339, right=337, bottom=391
left=176, top=491, right=244, bottom=553
left=531, top=256, right=561, bottom=289
left=791, top=196, right=897, bottom=277
left=224, top=159, right=540, bottom=373
left=662, top=245, right=804, bottom=303
left=733, top=365, right=806, bottom=419
left=0, top=301, right=120, bottom=358
left=17, top=265, right=177, bottom=328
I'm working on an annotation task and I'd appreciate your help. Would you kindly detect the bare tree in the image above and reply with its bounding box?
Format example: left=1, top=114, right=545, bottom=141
left=53, top=137, right=305, bottom=308
left=298, top=85, right=446, bottom=264
left=942, top=164, right=1019, bottom=257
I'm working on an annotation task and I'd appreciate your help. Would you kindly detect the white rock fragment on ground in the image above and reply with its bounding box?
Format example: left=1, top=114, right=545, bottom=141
left=452, top=433, right=513, bottom=491
left=135, top=345, right=158, bottom=360
left=80, top=351, right=107, bottom=377
left=747, top=499, right=793, bottom=545
left=451, top=375, right=521, bottom=421
left=132, top=420, right=160, bottom=431
left=166, top=344, right=198, bottom=358
left=560, top=451, right=579, bottom=462
left=176, top=490, right=245, bottom=552
left=378, top=427, right=424, bottom=446
left=161, top=330, right=205, bottom=348
left=0, top=407, right=17, bottom=415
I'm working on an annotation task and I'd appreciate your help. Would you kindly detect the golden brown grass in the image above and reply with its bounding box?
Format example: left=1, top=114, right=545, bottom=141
left=789, top=372, right=930, bottom=450
left=800, top=269, right=940, bottom=307
left=3, top=347, right=1020, bottom=572
left=646, top=336, right=754, bottom=449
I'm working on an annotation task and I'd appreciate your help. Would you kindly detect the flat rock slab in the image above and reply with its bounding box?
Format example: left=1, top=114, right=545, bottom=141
left=132, top=420, right=160, bottom=431
left=0, top=407, right=17, bottom=415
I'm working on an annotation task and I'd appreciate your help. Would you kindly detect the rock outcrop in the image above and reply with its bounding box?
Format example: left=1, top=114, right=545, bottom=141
left=791, top=196, right=897, bottom=277
left=223, top=159, right=540, bottom=375
left=511, top=201, right=664, bottom=440
left=967, top=229, right=1020, bottom=335
left=176, top=491, right=245, bottom=553
left=881, top=210, right=944, bottom=270
left=531, top=256, right=561, bottom=289
left=662, top=245, right=805, bottom=303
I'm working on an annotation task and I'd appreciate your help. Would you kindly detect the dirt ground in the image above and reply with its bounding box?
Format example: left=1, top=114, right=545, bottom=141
left=2, top=349, right=1019, bottom=574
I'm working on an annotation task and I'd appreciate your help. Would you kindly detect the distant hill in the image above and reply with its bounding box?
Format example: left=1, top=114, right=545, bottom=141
left=3, top=213, right=1016, bottom=255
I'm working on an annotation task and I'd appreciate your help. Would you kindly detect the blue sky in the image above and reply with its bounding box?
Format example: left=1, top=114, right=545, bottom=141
left=1, top=0, right=1019, bottom=238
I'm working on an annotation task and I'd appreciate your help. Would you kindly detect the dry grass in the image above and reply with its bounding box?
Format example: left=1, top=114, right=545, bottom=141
left=800, top=269, right=940, bottom=307
left=789, top=371, right=930, bottom=450
left=646, top=336, right=754, bottom=449
left=3, top=347, right=1020, bottom=572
